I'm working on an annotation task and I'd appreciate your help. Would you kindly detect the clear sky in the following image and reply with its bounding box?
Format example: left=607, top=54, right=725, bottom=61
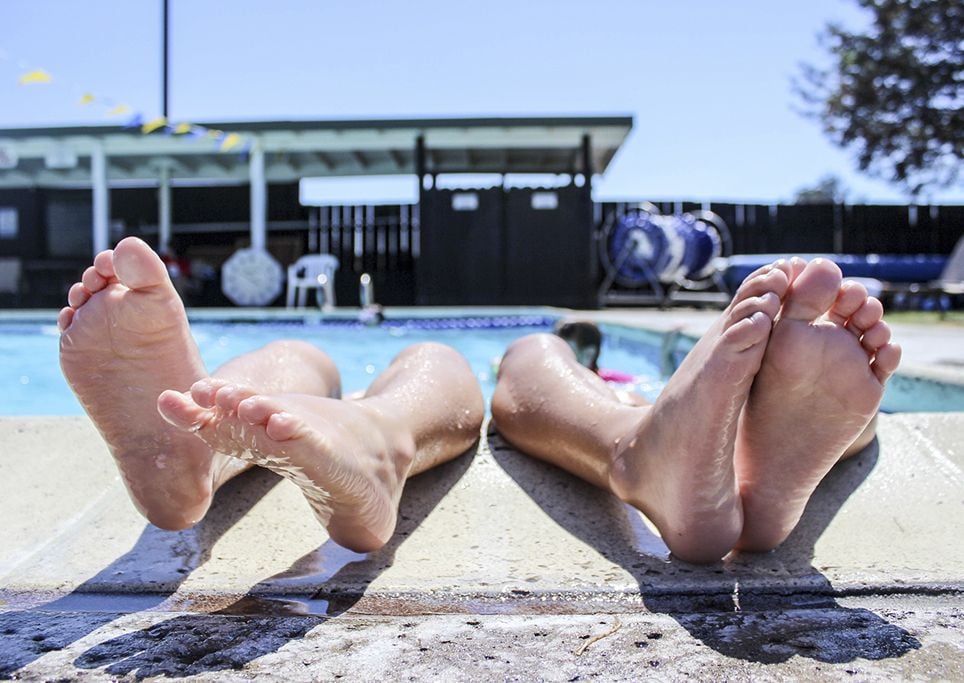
left=1, top=0, right=960, bottom=204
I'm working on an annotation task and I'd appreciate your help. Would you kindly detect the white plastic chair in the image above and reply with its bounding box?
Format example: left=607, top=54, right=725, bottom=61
left=286, top=254, right=339, bottom=309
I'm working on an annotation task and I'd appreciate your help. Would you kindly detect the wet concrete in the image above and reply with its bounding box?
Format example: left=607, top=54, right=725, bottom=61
left=2, top=597, right=961, bottom=681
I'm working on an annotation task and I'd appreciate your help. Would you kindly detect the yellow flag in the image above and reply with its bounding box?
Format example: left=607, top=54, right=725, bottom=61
left=174, top=122, right=192, bottom=134
left=18, top=69, right=52, bottom=85
left=220, top=133, right=242, bottom=151
left=107, top=104, right=131, bottom=116
left=78, top=93, right=95, bottom=106
left=141, top=117, right=168, bottom=134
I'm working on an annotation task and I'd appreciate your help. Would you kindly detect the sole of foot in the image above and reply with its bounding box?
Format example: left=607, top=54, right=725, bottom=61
left=735, top=258, right=901, bottom=552
left=59, top=237, right=216, bottom=529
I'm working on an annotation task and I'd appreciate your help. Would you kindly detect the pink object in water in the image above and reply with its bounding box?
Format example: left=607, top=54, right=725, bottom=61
left=598, top=368, right=635, bottom=384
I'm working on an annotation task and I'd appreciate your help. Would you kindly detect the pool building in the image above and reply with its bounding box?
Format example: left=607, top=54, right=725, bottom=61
left=0, top=115, right=961, bottom=309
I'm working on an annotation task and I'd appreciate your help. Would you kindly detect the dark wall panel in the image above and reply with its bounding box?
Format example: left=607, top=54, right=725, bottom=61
left=503, top=186, right=594, bottom=306
left=417, top=188, right=503, bottom=305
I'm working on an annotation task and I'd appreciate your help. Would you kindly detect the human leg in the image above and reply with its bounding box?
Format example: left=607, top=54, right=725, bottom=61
left=492, top=262, right=791, bottom=563
left=59, top=237, right=340, bottom=530
left=157, top=342, right=485, bottom=552
left=734, top=260, right=901, bottom=551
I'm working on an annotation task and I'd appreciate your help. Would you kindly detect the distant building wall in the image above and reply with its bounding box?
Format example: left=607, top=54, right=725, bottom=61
left=1, top=187, right=962, bottom=308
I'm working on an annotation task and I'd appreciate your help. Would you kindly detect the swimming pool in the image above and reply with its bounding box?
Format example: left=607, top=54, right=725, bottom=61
left=0, top=315, right=669, bottom=416
left=2, top=313, right=961, bottom=416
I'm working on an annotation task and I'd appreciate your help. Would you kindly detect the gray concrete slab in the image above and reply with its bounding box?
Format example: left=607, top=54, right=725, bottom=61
left=1, top=413, right=961, bottom=604
left=2, top=374, right=963, bottom=678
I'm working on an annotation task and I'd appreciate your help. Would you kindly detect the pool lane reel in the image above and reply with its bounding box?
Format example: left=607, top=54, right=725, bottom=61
left=598, top=204, right=732, bottom=305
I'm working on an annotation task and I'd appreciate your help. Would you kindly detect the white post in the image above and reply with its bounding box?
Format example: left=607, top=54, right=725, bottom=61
left=158, top=163, right=172, bottom=253
left=91, top=144, right=110, bottom=255
left=249, top=142, right=266, bottom=251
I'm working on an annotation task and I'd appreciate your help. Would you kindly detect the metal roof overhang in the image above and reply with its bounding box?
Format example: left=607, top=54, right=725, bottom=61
left=0, top=115, right=633, bottom=188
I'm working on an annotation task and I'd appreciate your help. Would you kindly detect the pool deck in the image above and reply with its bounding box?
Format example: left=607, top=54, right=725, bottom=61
left=2, top=310, right=963, bottom=680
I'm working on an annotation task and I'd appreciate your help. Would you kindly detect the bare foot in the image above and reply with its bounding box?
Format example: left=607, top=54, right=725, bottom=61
left=59, top=237, right=216, bottom=529
left=157, top=379, right=417, bottom=552
left=735, top=259, right=902, bottom=552
left=609, top=261, right=792, bottom=563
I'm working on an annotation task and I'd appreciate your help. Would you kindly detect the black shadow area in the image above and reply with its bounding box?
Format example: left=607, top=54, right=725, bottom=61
left=0, top=466, right=281, bottom=677
left=488, top=427, right=921, bottom=665
left=65, top=444, right=475, bottom=679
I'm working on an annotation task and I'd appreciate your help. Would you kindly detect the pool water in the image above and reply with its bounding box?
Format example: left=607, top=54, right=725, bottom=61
left=3, top=317, right=960, bottom=416
left=0, top=318, right=669, bottom=416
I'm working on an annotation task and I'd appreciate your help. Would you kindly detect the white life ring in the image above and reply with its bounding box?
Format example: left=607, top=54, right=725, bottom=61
left=221, top=248, right=283, bottom=306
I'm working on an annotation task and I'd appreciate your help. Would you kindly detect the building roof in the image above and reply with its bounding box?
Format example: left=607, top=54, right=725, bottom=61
left=0, top=115, right=633, bottom=188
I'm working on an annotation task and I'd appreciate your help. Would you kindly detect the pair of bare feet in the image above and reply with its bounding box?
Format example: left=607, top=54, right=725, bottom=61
left=492, top=257, right=900, bottom=562
left=60, top=237, right=484, bottom=552
left=60, top=238, right=900, bottom=563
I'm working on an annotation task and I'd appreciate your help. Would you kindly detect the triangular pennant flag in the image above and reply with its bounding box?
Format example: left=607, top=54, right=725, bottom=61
left=109, top=104, right=132, bottom=117
left=141, top=117, right=168, bottom=134
left=122, top=113, right=145, bottom=128
left=174, top=122, right=192, bottom=134
left=18, top=69, right=52, bottom=85
left=220, top=133, right=242, bottom=151
left=78, top=93, right=95, bottom=106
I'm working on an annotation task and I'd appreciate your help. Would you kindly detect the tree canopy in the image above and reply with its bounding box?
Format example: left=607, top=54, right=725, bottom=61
left=796, top=0, right=962, bottom=196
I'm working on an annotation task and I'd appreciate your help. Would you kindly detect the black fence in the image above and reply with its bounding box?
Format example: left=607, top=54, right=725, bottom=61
left=596, top=201, right=963, bottom=256
left=1, top=185, right=961, bottom=309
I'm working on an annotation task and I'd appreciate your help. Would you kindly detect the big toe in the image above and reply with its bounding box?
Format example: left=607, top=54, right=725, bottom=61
left=779, top=258, right=842, bottom=322
left=158, top=389, right=210, bottom=431
left=112, top=237, right=171, bottom=290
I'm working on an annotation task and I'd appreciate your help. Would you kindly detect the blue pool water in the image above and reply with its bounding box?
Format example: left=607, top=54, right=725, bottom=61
left=2, top=315, right=961, bottom=416
left=0, top=317, right=669, bottom=416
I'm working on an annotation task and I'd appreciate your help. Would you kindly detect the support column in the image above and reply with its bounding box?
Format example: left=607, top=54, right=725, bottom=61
left=581, top=134, right=597, bottom=307
left=158, top=163, right=172, bottom=253
left=249, top=142, right=266, bottom=251
left=91, top=144, right=110, bottom=256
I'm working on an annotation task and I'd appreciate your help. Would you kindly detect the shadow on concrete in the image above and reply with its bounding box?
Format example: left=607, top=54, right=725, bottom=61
left=488, top=426, right=921, bottom=665
left=264, top=443, right=477, bottom=616
left=18, top=446, right=475, bottom=679
left=0, top=466, right=282, bottom=677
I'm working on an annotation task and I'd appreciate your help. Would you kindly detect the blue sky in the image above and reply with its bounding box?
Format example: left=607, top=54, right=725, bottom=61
left=1, top=0, right=960, bottom=204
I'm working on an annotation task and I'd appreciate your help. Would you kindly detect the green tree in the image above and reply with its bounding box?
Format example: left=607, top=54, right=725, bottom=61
left=794, top=174, right=849, bottom=203
left=796, top=0, right=962, bottom=196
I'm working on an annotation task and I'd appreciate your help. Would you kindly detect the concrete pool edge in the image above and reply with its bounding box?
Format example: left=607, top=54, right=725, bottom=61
left=1, top=411, right=963, bottom=679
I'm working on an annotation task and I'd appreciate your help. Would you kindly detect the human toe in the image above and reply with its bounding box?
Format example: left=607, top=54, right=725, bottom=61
left=213, top=384, right=258, bottom=413
left=190, top=378, right=232, bottom=408
left=729, top=291, right=781, bottom=327
left=92, top=249, right=116, bottom=279
left=779, top=258, right=842, bottom=321
left=81, top=265, right=107, bottom=293
left=871, top=343, right=901, bottom=383
left=112, top=237, right=171, bottom=290
left=157, top=389, right=210, bottom=431
left=265, top=411, right=302, bottom=441
left=847, top=297, right=884, bottom=335
left=57, top=307, right=75, bottom=332
left=861, top=321, right=892, bottom=352
left=67, top=282, right=91, bottom=308
left=734, top=266, right=789, bottom=303
left=828, top=280, right=868, bottom=328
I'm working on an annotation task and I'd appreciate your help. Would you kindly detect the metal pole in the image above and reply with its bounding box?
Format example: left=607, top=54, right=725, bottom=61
left=158, top=164, right=172, bottom=253
left=162, top=0, right=169, bottom=119
left=249, top=143, right=266, bottom=251
left=91, top=144, right=110, bottom=255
